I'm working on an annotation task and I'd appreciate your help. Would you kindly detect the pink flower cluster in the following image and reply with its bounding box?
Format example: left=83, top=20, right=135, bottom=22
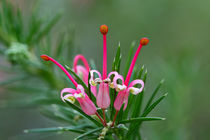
left=41, top=25, right=149, bottom=126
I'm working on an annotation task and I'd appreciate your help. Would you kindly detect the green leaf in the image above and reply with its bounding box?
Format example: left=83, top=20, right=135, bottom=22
left=125, top=93, right=168, bottom=138
left=119, top=117, right=165, bottom=124
left=131, top=69, right=147, bottom=118
left=0, top=75, right=28, bottom=86
left=74, top=127, right=103, bottom=140
left=116, top=104, right=124, bottom=124
left=144, top=79, right=164, bottom=111
left=110, top=43, right=121, bottom=119
left=65, top=101, right=102, bottom=127
left=54, top=33, right=65, bottom=57
left=88, top=71, right=92, bottom=100
left=114, top=42, right=121, bottom=71
left=26, top=14, right=42, bottom=44
left=35, top=14, right=61, bottom=42
left=24, top=125, right=89, bottom=134
left=39, top=105, right=76, bottom=124
left=142, top=93, right=168, bottom=117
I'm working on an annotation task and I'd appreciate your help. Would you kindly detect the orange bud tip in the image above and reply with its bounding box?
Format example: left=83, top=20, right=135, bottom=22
left=140, top=37, right=149, bottom=46
left=40, top=55, right=50, bottom=61
left=100, top=25, right=108, bottom=35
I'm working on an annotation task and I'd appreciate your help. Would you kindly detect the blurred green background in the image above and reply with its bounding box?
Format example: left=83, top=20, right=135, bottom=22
left=0, top=0, right=210, bottom=139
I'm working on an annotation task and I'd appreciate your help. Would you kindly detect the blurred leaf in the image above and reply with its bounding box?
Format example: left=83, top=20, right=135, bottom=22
left=65, top=100, right=102, bottom=127
left=39, top=106, right=76, bottom=125
left=26, top=14, right=42, bottom=44
left=119, top=117, right=165, bottom=124
left=35, top=14, right=61, bottom=43
left=123, top=41, right=135, bottom=77
left=75, top=127, right=102, bottom=140
left=54, top=33, right=65, bottom=57
left=126, top=93, right=168, bottom=138
left=0, top=75, right=29, bottom=86
left=142, top=93, right=168, bottom=117
left=24, top=125, right=88, bottom=134
left=144, top=79, right=164, bottom=111
left=131, top=69, right=147, bottom=118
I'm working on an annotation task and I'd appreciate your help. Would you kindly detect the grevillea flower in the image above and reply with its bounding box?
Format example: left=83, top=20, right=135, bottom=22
left=111, top=38, right=149, bottom=126
left=89, top=25, right=119, bottom=110
left=40, top=25, right=149, bottom=128
left=73, top=54, right=97, bottom=96
left=113, top=38, right=149, bottom=111
left=60, top=85, right=96, bottom=115
left=40, top=55, right=97, bottom=115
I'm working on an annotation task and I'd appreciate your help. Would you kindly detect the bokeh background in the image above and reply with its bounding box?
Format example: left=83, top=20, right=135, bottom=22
left=0, top=0, right=210, bottom=139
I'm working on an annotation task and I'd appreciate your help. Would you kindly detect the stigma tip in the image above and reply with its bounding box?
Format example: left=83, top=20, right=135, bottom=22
left=100, top=25, right=108, bottom=35
left=140, top=38, right=149, bottom=46
left=40, top=55, right=50, bottom=61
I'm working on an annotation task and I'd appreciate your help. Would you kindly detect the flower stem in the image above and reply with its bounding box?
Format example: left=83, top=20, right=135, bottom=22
left=102, top=109, right=107, bottom=126
left=96, top=112, right=106, bottom=126
left=111, top=111, right=119, bottom=127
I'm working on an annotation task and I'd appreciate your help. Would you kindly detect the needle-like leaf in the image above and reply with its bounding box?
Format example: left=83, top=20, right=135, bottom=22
left=74, top=127, right=103, bottom=140
left=119, top=117, right=165, bottom=124
left=24, top=125, right=89, bottom=134
left=65, top=101, right=102, bottom=127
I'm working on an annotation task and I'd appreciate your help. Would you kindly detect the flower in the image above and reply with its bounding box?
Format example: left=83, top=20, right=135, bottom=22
left=61, top=85, right=96, bottom=115
left=89, top=25, right=119, bottom=109
left=40, top=55, right=97, bottom=115
left=73, top=54, right=97, bottom=96
left=40, top=25, right=149, bottom=127
left=113, top=38, right=149, bottom=111
left=113, top=75, right=144, bottom=111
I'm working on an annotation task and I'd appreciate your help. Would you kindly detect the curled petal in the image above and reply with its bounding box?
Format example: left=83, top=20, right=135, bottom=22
left=63, top=94, right=75, bottom=104
left=60, top=88, right=77, bottom=102
left=116, top=84, right=127, bottom=92
left=108, top=71, right=119, bottom=78
left=113, top=74, right=125, bottom=88
left=89, top=70, right=102, bottom=86
left=127, top=79, right=144, bottom=95
left=103, top=78, right=111, bottom=84
left=77, top=84, right=85, bottom=97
